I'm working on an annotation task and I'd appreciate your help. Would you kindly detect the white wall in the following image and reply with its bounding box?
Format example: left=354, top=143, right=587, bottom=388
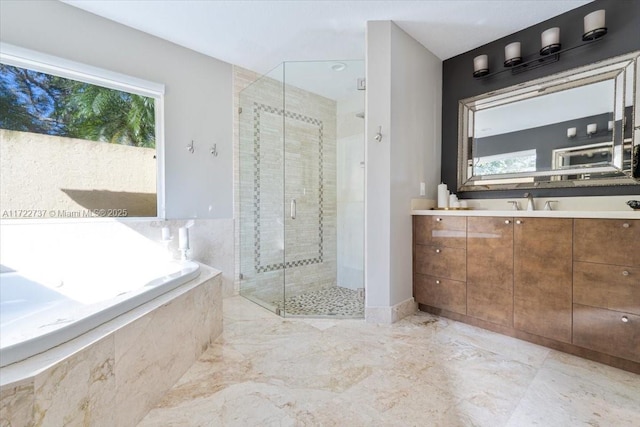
left=365, top=21, right=393, bottom=310
left=365, top=21, right=442, bottom=320
left=0, top=0, right=232, bottom=219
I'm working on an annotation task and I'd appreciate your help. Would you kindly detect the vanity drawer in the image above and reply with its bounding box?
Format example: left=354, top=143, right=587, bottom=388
left=414, top=216, right=466, bottom=249
left=415, top=244, right=466, bottom=282
left=574, top=262, right=640, bottom=315
left=514, top=296, right=572, bottom=343
left=574, top=219, right=640, bottom=267
left=573, top=304, right=640, bottom=363
left=414, top=274, right=466, bottom=315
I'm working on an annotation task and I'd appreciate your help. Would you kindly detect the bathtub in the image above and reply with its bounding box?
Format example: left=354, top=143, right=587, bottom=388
left=0, top=260, right=200, bottom=367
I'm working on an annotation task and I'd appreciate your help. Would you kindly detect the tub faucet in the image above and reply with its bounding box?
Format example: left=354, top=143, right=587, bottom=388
left=524, top=192, right=535, bottom=211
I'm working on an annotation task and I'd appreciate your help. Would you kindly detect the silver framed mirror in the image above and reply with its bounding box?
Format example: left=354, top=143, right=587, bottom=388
left=458, top=51, right=640, bottom=192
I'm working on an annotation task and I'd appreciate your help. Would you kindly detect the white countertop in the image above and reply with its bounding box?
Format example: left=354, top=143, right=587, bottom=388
left=411, top=209, right=640, bottom=219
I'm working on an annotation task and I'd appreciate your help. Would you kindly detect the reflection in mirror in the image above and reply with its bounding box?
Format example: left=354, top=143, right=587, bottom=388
left=458, top=51, right=639, bottom=191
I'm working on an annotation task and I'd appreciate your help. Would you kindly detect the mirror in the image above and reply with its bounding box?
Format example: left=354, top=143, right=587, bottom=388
left=458, top=51, right=640, bottom=192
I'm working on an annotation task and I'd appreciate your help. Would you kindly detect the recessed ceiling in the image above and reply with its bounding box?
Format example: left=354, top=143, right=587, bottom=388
left=63, top=0, right=592, bottom=75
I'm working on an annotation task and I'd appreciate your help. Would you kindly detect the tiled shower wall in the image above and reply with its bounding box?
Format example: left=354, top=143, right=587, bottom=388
left=235, top=66, right=338, bottom=306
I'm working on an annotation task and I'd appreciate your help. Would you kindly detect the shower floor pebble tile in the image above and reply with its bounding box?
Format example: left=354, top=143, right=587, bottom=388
left=137, top=296, right=640, bottom=427
left=273, top=286, right=364, bottom=317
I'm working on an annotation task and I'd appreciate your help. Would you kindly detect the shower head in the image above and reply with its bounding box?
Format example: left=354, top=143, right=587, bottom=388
left=355, top=112, right=365, bottom=119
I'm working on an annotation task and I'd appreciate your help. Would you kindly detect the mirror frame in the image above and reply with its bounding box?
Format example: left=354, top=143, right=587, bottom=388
left=457, top=51, right=640, bottom=192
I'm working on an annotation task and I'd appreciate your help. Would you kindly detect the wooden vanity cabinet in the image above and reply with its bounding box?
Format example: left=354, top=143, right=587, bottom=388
left=572, top=219, right=639, bottom=362
left=513, top=218, right=573, bottom=343
left=413, top=216, right=466, bottom=315
left=467, top=217, right=514, bottom=327
left=413, top=215, right=639, bottom=373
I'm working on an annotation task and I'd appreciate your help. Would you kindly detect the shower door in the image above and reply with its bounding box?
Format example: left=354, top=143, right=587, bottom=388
left=281, top=61, right=338, bottom=315
left=239, top=60, right=365, bottom=317
left=238, top=64, right=285, bottom=314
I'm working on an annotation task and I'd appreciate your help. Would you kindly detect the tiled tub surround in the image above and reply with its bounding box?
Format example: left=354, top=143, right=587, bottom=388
left=238, top=67, right=338, bottom=305
left=0, top=260, right=200, bottom=368
left=0, top=264, right=222, bottom=427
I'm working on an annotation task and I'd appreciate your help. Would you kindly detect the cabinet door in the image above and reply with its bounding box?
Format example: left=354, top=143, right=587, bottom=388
left=573, top=304, right=640, bottom=363
left=514, top=218, right=573, bottom=343
left=574, top=219, right=639, bottom=267
left=414, top=216, right=466, bottom=249
left=414, top=274, right=466, bottom=315
left=467, top=217, right=514, bottom=327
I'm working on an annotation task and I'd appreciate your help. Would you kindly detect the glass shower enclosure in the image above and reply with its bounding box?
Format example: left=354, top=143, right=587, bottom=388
left=239, top=60, right=365, bottom=317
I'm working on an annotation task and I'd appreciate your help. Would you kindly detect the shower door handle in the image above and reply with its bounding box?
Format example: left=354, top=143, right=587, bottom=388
left=290, top=199, right=296, bottom=219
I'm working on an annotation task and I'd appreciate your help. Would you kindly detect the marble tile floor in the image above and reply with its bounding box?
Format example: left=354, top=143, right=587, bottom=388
left=273, top=286, right=365, bottom=318
left=137, top=296, right=640, bottom=426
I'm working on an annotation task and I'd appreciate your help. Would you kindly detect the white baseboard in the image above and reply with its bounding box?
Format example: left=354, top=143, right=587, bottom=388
left=365, top=297, right=418, bottom=324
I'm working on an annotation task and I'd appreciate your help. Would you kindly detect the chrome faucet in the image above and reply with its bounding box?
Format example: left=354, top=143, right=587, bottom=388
left=524, top=192, right=535, bottom=211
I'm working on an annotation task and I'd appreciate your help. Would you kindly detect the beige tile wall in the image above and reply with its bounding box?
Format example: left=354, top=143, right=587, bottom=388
left=234, top=66, right=338, bottom=306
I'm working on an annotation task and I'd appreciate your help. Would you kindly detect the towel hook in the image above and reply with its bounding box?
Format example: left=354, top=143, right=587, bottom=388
left=210, top=144, right=218, bottom=157
left=186, top=140, right=195, bottom=153
left=374, top=126, right=383, bottom=142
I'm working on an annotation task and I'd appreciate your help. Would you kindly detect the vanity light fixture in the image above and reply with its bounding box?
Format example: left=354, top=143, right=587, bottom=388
left=473, top=9, right=607, bottom=79
left=587, top=123, right=597, bottom=136
left=541, top=27, right=561, bottom=55
left=583, top=10, right=607, bottom=41
left=567, top=127, right=577, bottom=138
left=473, top=54, right=489, bottom=77
left=504, top=42, right=522, bottom=67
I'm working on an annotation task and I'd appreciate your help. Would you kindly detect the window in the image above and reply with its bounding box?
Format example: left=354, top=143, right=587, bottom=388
left=0, top=44, right=164, bottom=219
left=473, top=149, right=537, bottom=176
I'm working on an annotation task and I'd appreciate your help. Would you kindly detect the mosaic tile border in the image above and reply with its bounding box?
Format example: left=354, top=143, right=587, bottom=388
left=253, top=102, right=324, bottom=273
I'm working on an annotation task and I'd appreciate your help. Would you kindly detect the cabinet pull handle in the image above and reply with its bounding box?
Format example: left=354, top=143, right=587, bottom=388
left=436, top=217, right=442, bottom=222
left=516, top=220, right=523, bottom=225
left=621, top=316, right=629, bottom=323
left=435, top=280, right=441, bottom=284
left=622, top=270, right=630, bottom=276
left=504, top=220, right=511, bottom=224
left=622, top=223, right=630, bottom=228
left=435, top=249, right=441, bottom=253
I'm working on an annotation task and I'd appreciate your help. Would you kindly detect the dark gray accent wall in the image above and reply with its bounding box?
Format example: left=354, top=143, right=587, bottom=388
left=442, top=0, right=640, bottom=198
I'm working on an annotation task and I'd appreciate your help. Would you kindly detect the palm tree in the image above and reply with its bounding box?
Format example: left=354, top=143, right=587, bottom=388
left=1, top=63, right=155, bottom=148
left=59, top=81, right=156, bottom=148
